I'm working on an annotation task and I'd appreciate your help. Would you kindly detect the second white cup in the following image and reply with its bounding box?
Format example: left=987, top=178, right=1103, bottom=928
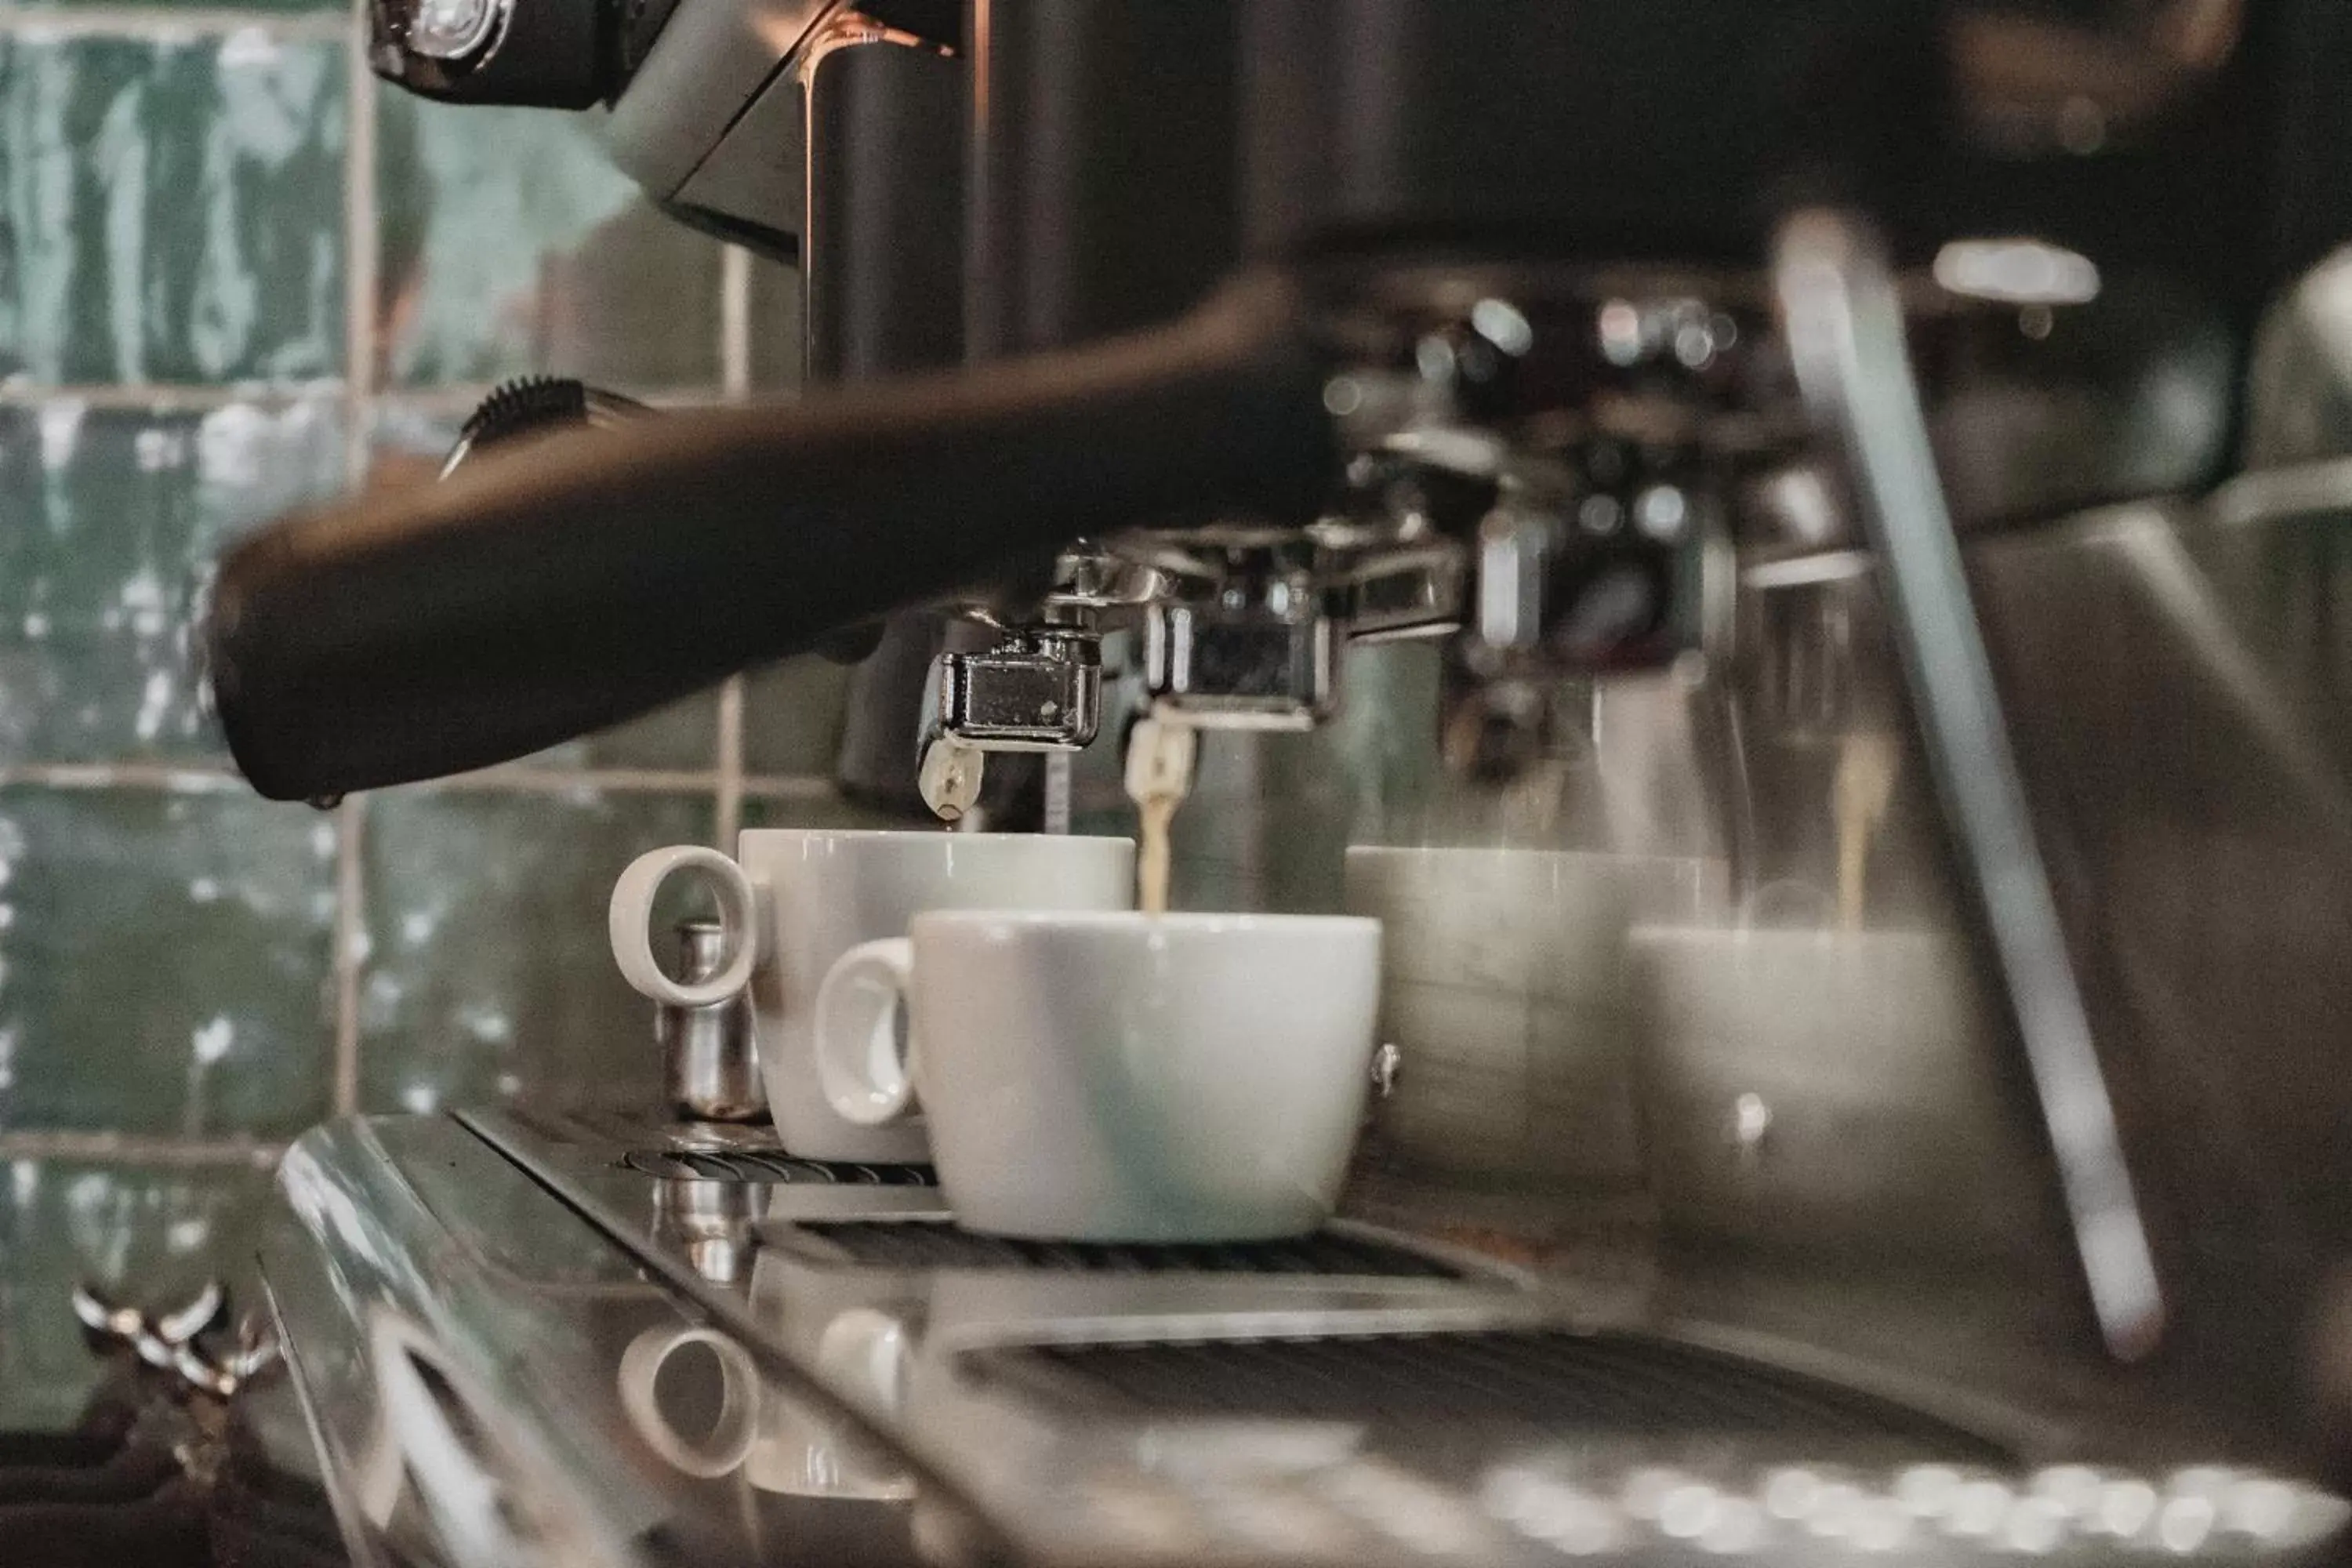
left=1343, top=845, right=1723, bottom=1186
left=811, top=910, right=1383, bottom=1240
left=609, top=829, right=1134, bottom=1162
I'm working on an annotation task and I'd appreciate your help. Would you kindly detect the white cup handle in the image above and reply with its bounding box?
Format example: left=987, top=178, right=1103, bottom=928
left=812, top=937, right=919, bottom=1126
left=616, top=1325, right=760, bottom=1479
left=608, top=845, right=759, bottom=1007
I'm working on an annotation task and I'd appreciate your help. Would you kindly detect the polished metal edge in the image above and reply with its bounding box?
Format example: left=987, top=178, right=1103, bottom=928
left=452, top=1105, right=1020, bottom=1562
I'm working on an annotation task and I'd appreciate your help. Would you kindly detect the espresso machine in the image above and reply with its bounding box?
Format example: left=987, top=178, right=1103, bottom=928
left=204, top=3, right=2352, bottom=1564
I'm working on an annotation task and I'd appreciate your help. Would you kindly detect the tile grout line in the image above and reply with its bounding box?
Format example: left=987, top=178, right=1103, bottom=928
left=341, top=0, right=379, bottom=422
left=0, top=760, right=843, bottom=797
left=0, top=7, right=352, bottom=38
left=0, top=383, right=348, bottom=411
left=399, top=763, right=840, bottom=797
left=739, top=774, right=837, bottom=800
left=331, top=0, right=379, bottom=1118
left=0, top=1131, right=286, bottom=1171
left=714, top=245, right=754, bottom=843
left=332, top=797, right=365, bottom=1113
left=0, top=382, right=739, bottom=412
left=716, top=679, right=746, bottom=841
left=0, top=762, right=252, bottom=792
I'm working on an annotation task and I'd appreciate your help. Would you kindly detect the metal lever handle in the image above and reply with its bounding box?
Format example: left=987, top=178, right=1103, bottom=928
left=205, top=274, right=1334, bottom=800
left=1774, top=208, right=2165, bottom=1361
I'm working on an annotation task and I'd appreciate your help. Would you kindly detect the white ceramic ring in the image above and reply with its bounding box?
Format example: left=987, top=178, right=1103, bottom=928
left=616, top=1325, right=760, bottom=1479
left=608, top=845, right=758, bottom=1007
left=811, top=937, right=918, bottom=1127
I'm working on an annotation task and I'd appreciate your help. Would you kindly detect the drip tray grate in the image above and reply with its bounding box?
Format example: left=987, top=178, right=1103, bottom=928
left=964, top=1330, right=2005, bottom=1458
left=778, top=1219, right=1461, bottom=1277
left=622, top=1149, right=935, bottom=1185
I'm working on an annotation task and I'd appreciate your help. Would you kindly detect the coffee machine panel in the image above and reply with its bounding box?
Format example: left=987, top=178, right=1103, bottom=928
left=208, top=4, right=2352, bottom=1566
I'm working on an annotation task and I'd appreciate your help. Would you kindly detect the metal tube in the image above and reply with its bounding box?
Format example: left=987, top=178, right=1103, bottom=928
left=1774, top=207, right=2165, bottom=1361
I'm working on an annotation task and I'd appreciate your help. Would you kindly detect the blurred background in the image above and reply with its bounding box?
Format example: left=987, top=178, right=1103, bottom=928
left=0, top=1, right=893, bottom=1425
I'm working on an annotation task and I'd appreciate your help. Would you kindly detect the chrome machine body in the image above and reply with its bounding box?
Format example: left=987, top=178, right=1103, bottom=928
left=211, top=2, right=2352, bottom=1564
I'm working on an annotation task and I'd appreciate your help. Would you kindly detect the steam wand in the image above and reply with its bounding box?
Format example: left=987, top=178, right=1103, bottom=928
left=1775, top=208, right=2165, bottom=1362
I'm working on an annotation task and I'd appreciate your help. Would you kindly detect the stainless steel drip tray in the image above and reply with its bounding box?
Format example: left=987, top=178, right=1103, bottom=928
left=892, top=1313, right=2350, bottom=1568
left=747, top=1200, right=1522, bottom=1346
left=912, top=1322, right=2352, bottom=1568
left=744, top=1216, right=1543, bottom=1378
left=623, top=1146, right=936, bottom=1185
left=466, top=1105, right=1536, bottom=1335
left=762, top=1217, right=1472, bottom=1279
left=956, top=1327, right=2005, bottom=1456
left=456, top=1108, right=2352, bottom=1567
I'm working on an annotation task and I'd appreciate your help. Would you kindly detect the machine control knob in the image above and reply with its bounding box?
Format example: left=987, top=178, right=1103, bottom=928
left=441, top=376, right=648, bottom=476
left=368, top=0, right=663, bottom=109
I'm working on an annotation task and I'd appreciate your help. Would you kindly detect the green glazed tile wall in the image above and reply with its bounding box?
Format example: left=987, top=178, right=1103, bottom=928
left=374, top=96, right=724, bottom=389
left=0, top=34, right=347, bottom=386
left=0, top=1, right=833, bottom=1428
left=0, top=398, right=347, bottom=760
left=0, top=783, right=339, bottom=1137
left=358, top=788, right=714, bottom=1114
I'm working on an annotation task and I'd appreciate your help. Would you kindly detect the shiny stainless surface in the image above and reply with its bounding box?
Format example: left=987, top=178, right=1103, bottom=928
left=902, top=243, right=2234, bottom=826
left=2200, top=459, right=2352, bottom=758
left=1370, top=462, right=2352, bottom=1456
left=256, top=1096, right=2352, bottom=1567
left=1344, top=846, right=1722, bottom=1192
left=931, top=631, right=1104, bottom=753
left=261, top=1113, right=991, bottom=1568
left=1602, top=459, right=2352, bottom=1443
left=655, top=1174, right=760, bottom=1285
left=911, top=267, right=1748, bottom=818
left=1142, top=582, right=1338, bottom=731
left=428, top=1107, right=2345, bottom=1566
left=2245, top=249, right=2352, bottom=470
left=249, top=319, right=2352, bottom=1565
left=660, top=919, right=769, bottom=1123
left=602, top=0, right=837, bottom=201
left=1776, top=209, right=2162, bottom=1363
left=265, top=1117, right=665, bottom=1568
left=1631, top=927, right=2060, bottom=1266
left=1967, top=481, right=2352, bottom=1439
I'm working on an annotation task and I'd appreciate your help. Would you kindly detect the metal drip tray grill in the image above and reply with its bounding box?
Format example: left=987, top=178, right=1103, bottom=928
left=780, top=1219, right=1461, bottom=1277
left=620, top=1148, right=935, bottom=1185
left=967, top=1330, right=2008, bottom=1459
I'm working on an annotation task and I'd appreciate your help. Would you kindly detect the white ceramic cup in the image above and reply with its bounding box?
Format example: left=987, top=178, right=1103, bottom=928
left=615, top=1315, right=913, bottom=1499
left=1341, top=846, right=1722, bottom=1185
left=609, top=830, right=1134, bottom=1162
left=746, top=1308, right=915, bottom=1500
left=616, top=1324, right=762, bottom=1479
left=1627, top=925, right=2053, bottom=1261
left=811, top=910, right=1383, bottom=1240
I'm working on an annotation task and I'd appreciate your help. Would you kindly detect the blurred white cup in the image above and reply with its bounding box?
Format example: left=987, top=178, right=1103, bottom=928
left=1343, top=846, right=1722, bottom=1187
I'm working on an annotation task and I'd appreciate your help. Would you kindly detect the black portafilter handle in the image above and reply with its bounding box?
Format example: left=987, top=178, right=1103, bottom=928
left=205, top=275, right=1337, bottom=801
